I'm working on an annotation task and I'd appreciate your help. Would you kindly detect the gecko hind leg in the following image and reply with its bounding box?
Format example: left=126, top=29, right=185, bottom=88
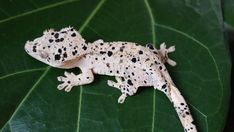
left=107, top=79, right=128, bottom=103
left=108, top=77, right=139, bottom=103
left=118, top=83, right=138, bottom=103
left=107, top=76, right=124, bottom=90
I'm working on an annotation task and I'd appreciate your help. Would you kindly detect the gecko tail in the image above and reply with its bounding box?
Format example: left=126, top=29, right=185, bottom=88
left=168, top=84, right=197, bottom=132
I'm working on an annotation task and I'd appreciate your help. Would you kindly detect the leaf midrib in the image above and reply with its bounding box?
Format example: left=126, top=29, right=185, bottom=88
left=143, top=0, right=156, bottom=132
left=76, top=0, right=107, bottom=132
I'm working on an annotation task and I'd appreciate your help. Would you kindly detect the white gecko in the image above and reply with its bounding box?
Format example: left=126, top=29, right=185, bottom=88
left=24, top=27, right=197, bottom=132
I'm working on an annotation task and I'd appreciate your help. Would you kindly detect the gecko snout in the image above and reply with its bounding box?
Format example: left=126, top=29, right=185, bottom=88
left=24, top=41, right=36, bottom=54
left=24, top=41, right=32, bottom=53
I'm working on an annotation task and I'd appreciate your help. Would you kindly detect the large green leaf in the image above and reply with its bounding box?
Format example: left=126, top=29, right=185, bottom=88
left=0, top=0, right=230, bottom=132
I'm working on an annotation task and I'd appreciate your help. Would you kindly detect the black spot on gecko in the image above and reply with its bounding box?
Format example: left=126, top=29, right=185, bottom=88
left=71, top=33, right=76, bottom=37
left=155, top=61, right=159, bottom=64
left=107, top=51, right=113, bottom=57
left=49, top=39, right=53, bottom=43
left=145, top=58, right=150, bottom=62
left=127, top=80, right=133, bottom=86
left=112, top=47, right=115, bottom=50
left=153, top=51, right=158, bottom=54
left=162, top=84, right=167, bottom=89
left=72, top=52, right=76, bottom=56
left=100, top=51, right=106, bottom=54
left=54, top=54, right=60, bottom=60
left=146, top=44, right=154, bottom=49
left=55, top=39, right=60, bottom=42
left=106, top=63, right=110, bottom=67
left=131, top=72, right=135, bottom=76
left=60, top=38, right=64, bottom=42
left=159, top=66, right=162, bottom=70
left=120, top=47, right=124, bottom=52
left=33, top=46, right=36, bottom=52
left=185, top=112, right=190, bottom=115
left=131, top=58, right=137, bottom=63
left=58, top=49, right=62, bottom=53
left=54, top=33, right=59, bottom=38
left=138, top=50, right=143, bottom=54
left=63, top=53, right=67, bottom=58
left=82, top=46, right=87, bottom=50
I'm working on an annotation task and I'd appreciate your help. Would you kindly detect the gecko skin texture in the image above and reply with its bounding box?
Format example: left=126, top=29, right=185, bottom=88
left=25, top=27, right=197, bottom=132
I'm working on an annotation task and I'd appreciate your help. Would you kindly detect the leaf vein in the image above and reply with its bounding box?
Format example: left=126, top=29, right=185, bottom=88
left=0, top=66, right=51, bottom=131
left=76, top=0, right=107, bottom=132
left=0, top=67, right=47, bottom=80
left=0, top=0, right=79, bottom=24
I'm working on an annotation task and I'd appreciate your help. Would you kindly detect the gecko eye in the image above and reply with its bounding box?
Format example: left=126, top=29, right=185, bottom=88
left=39, top=51, right=49, bottom=59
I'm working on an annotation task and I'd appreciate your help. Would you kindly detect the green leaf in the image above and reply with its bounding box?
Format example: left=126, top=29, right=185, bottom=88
left=224, top=0, right=234, bottom=28
left=0, top=0, right=230, bottom=132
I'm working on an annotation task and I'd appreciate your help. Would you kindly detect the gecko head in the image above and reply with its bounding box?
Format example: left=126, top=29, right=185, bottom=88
left=24, top=26, right=87, bottom=68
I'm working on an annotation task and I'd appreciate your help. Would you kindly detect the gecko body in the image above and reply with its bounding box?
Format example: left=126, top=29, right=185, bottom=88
left=25, top=27, right=197, bottom=132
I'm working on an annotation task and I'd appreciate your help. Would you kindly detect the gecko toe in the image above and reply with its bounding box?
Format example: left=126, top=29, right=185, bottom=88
left=65, top=85, right=72, bottom=92
left=57, top=83, right=66, bottom=90
left=57, top=76, right=66, bottom=81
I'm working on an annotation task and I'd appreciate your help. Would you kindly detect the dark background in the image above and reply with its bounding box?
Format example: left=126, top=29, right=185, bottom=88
left=224, top=28, right=233, bottom=132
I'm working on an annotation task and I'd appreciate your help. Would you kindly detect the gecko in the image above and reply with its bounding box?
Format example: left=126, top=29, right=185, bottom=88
left=24, top=27, right=197, bottom=132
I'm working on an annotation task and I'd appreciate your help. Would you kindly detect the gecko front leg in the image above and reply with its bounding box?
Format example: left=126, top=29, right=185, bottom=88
left=57, top=68, right=94, bottom=92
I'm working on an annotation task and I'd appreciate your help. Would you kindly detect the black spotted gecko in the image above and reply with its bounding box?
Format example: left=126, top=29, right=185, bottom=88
left=24, top=27, right=197, bottom=132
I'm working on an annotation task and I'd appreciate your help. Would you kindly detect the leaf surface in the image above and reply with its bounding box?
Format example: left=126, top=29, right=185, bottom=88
left=0, top=0, right=230, bottom=132
left=224, top=0, right=234, bottom=27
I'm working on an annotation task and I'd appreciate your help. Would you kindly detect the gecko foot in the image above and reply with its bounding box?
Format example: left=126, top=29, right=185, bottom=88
left=118, top=94, right=127, bottom=103
left=159, top=43, right=176, bottom=66
left=57, top=71, right=77, bottom=92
